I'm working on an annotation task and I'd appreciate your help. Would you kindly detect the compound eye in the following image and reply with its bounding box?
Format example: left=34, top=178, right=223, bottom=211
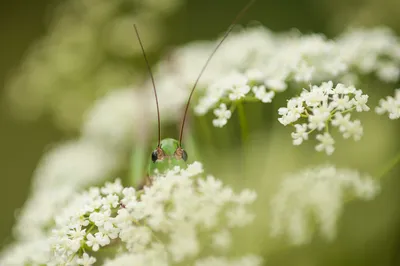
left=182, top=149, right=188, bottom=161
left=151, top=150, right=158, bottom=163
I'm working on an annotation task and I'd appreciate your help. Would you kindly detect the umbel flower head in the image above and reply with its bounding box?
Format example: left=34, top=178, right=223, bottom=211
left=270, top=165, right=379, bottom=245
left=278, top=81, right=370, bottom=155
left=0, top=162, right=260, bottom=266
left=189, top=27, right=400, bottom=128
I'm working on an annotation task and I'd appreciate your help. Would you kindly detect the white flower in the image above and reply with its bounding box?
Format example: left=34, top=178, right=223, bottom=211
left=229, top=85, right=251, bottom=101
left=376, top=62, right=400, bottom=82
left=245, top=68, right=264, bottom=82
left=294, top=62, right=315, bottom=82
left=213, top=103, right=232, bottom=128
left=375, top=89, right=400, bottom=119
left=68, top=225, right=86, bottom=241
left=265, top=78, right=287, bottom=92
left=331, top=112, right=351, bottom=132
left=252, top=85, right=275, bottom=103
left=121, top=187, right=137, bottom=210
left=308, top=107, right=330, bottom=130
left=291, top=124, right=308, bottom=145
left=303, top=86, right=329, bottom=107
left=168, top=225, right=199, bottom=262
left=101, top=194, right=120, bottom=209
left=352, top=94, right=370, bottom=112
left=316, top=132, right=335, bottom=155
left=270, top=165, right=380, bottom=245
left=86, top=233, right=100, bottom=252
left=77, top=253, right=96, bottom=266
left=330, top=94, right=352, bottom=110
left=342, top=120, right=363, bottom=141
left=278, top=81, right=369, bottom=155
left=277, top=98, right=305, bottom=126
left=101, top=179, right=123, bottom=195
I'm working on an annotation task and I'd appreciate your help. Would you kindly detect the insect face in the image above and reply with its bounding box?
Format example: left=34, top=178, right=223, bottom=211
left=151, top=139, right=188, bottom=163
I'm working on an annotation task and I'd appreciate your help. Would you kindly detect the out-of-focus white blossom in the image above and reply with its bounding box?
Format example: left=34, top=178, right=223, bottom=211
left=270, top=165, right=380, bottom=245
left=81, top=89, right=137, bottom=149
left=213, top=103, right=232, bottom=127
left=76, top=253, right=97, bottom=266
left=0, top=238, right=51, bottom=266
left=278, top=81, right=369, bottom=155
left=13, top=141, right=120, bottom=240
left=375, top=89, right=400, bottom=119
left=336, top=27, right=400, bottom=81
left=32, top=141, right=119, bottom=191
left=5, top=0, right=184, bottom=131
left=2, top=162, right=259, bottom=265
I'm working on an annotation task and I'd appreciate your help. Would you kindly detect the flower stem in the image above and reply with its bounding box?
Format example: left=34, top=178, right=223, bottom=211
left=376, top=150, right=400, bottom=179
left=237, top=101, right=249, bottom=145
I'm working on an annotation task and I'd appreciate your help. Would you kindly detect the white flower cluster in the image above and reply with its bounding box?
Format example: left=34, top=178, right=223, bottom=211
left=270, top=165, right=379, bottom=245
left=183, top=27, right=400, bottom=128
left=336, top=27, right=400, bottom=83
left=278, top=81, right=369, bottom=155
left=1, top=162, right=260, bottom=265
left=0, top=238, right=51, bottom=266
left=375, top=89, right=400, bottom=119
left=13, top=141, right=120, bottom=240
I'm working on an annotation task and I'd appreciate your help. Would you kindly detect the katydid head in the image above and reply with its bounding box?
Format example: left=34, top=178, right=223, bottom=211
left=151, top=139, right=188, bottom=163
left=148, top=138, right=188, bottom=176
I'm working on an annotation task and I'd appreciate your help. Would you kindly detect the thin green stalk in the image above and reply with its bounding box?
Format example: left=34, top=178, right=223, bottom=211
left=237, top=101, right=249, bottom=145
left=130, top=142, right=147, bottom=187
left=376, top=150, right=400, bottom=179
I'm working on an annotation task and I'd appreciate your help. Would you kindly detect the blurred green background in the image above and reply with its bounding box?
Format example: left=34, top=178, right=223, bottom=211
left=1, top=0, right=400, bottom=264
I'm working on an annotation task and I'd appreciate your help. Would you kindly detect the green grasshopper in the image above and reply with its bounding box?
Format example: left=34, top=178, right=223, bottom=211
left=132, top=0, right=256, bottom=188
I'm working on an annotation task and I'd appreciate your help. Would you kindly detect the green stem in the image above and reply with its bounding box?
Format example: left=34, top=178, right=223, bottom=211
left=237, top=101, right=249, bottom=144
left=130, top=142, right=147, bottom=187
left=376, top=150, right=400, bottom=179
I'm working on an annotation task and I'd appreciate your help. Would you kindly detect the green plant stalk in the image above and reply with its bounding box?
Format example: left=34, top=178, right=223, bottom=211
left=376, top=150, right=400, bottom=179
left=237, top=101, right=249, bottom=145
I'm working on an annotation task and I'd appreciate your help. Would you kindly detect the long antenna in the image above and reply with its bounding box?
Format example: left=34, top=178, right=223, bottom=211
left=178, top=0, right=257, bottom=146
left=134, top=24, right=161, bottom=147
